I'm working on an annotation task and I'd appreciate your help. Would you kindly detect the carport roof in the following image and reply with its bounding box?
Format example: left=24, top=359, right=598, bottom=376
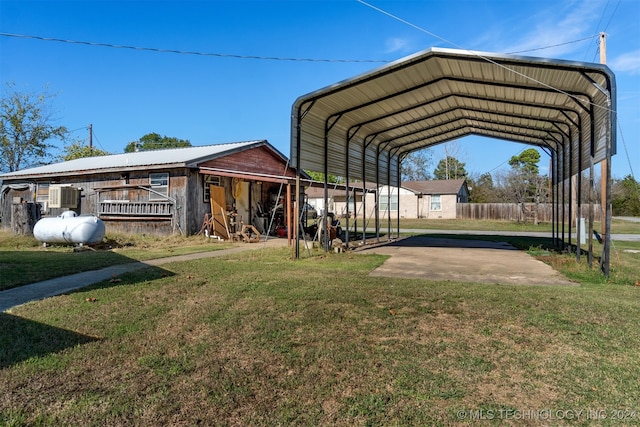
left=291, top=47, right=616, bottom=186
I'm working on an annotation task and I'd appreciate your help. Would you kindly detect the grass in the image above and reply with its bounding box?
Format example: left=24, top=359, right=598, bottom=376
left=2, top=217, right=638, bottom=290
left=0, top=231, right=233, bottom=291
left=1, top=246, right=640, bottom=426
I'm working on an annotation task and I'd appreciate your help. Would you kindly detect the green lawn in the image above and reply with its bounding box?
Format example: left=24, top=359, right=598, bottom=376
left=1, top=246, right=640, bottom=426
left=2, top=218, right=638, bottom=291
left=0, top=231, right=233, bottom=291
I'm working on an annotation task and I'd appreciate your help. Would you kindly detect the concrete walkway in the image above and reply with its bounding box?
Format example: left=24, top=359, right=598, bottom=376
left=1, top=238, right=289, bottom=312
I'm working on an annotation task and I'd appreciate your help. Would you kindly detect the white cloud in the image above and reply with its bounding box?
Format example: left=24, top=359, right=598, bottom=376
left=482, top=0, right=606, bottom=58
left=384, top=37, right=411, bottom=54
left=609, top=50, right=640, bottom=75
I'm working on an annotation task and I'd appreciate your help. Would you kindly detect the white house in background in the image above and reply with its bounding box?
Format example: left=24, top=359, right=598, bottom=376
left=399, top=179, right=469, bottom=219
left=305, top=179, right=469, bottom=220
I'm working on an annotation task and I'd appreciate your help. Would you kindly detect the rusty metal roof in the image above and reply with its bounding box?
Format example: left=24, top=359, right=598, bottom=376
left=291, top=47, right=616, bottom=186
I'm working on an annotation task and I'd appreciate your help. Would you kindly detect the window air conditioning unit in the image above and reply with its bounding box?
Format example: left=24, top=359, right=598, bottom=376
left=48, top=185, right=79, bottom=209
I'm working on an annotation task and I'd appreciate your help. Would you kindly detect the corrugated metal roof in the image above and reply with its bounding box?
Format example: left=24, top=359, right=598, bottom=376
left=291, top=47, right=616, bottom=186
left=0, top=140, right=267, bottom=179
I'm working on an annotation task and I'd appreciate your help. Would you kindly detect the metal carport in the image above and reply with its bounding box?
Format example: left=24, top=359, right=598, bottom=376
left=290, top=47, right=616, bottom=274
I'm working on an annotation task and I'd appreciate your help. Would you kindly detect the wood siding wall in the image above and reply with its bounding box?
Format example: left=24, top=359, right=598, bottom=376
left=199, top=145, right=296, bottom=177
left=1, top=168, right=190, bottom=236
left=456, top=203, right=602, bottom=222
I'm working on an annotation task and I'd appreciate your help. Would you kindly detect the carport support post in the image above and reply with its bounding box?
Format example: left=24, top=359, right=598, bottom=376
left=600, top=93, right=613, bottom=277
left=345, top=143, right=350, bottom=248
left=561, top=150, right=566, bottom=250
left=387, top=151, right=392, bottom=239
left=396, top=156, right=401, bottom=239
left=287, top=183, right=292, bottom=244
left=295, top=175, right=301, bottom=258
left=362, top=140, right=367, bottom=246
left=550, top=152, right=556, bottom=247
left=588, top=154, right=594, bottom=267
left=375, top=145, right=381, bottom=243
left=576, top=135, right=583, bottom=262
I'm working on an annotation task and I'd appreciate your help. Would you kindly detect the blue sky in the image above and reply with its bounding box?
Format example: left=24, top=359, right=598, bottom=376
left=1, top=0, right=638, bottom=180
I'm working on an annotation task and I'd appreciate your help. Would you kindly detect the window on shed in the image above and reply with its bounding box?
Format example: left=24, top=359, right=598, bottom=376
left=430, top=194, right=441, bottom=211
left=202, top=175, right=221, bottom=202
left=36, top=183, right=50, bottom=203
left=149, top=173, right=169, bottom=201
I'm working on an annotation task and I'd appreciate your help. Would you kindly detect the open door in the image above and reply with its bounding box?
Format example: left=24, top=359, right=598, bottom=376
left=209, top=185, right=229, bottom=239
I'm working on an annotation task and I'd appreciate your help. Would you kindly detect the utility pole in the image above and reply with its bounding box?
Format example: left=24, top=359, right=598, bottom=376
left=599, top=33, right=607, bottom=236
left=88, top=124, right=93, bottom=149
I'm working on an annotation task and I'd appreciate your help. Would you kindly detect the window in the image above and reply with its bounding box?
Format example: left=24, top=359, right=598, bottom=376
left=379, top=194, right=398, bottom=212
left=149, top=173, right=169, bottom=201
left=430, top=194, right=441, bottom=211
left=202, top=175, right=221, bottom=202
left=36, top=183, right=50, bottom=203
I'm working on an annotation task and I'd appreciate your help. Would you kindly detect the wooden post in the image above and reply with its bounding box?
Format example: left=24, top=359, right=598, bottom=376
left=600, top=32, right=607, bottom=237
left=286, top=183, right=292, bottom=245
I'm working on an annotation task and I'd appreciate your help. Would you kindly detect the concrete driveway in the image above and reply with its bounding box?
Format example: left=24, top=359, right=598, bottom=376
left=358, top=236, right=578, bottom=286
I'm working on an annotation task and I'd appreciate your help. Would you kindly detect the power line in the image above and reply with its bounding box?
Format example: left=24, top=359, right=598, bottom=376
left=90, top=128, right=107, bottom=152
left=616, top=121, right=636, bottom=180
left=603, top=0, right=622, bottom=33
left=68, top=126, right=88, bottom=133
left=507, top=35, right=600, bottom=55
left=585, top=0, right=610, bottom=62
left=356, top=0, right=616, bottom=116
left=0, top=32, right=388, bottom=64
left=586, top=0, right=621, bottom=62
left=484, top=148, right=527, bottom=175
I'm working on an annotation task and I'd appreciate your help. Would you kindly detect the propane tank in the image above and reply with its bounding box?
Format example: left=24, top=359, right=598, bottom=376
left=33, top=211, right=106, bottom=245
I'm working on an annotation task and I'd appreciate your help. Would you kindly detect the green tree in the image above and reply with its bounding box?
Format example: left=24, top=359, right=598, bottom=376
left=508, top=148, right=540, bottom=176
left=59, top=139, right=110, bottom=161
left=433, top=156, right=467, bottom=180
left=612, top=175, right=640, bottom=216
left=401, top=149, right=432, bottom=181
left=304, top=170, right=343, bottom=184
left=124, top=132, right=191, bottom=152
left=505, top=148, right=547, bottom=223
left=468, top=172, right=496, bottom=202
left=0, top=82, right=67, bottom=172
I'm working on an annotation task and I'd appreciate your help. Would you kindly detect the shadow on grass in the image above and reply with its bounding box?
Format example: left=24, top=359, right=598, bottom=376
left=0, top=312, right=100, bottom=369
left=0, top=248, right=144, bottom=292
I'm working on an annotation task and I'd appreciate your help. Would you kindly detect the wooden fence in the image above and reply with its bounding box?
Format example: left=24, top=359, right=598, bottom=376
left=456, top=203, right=602, bottom=223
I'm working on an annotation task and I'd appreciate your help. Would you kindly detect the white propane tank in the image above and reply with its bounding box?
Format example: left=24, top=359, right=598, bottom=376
left=33, top=211, right=106, bottom=244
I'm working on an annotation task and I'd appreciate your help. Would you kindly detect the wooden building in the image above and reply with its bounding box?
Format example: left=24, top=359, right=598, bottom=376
left=0, top=140, right=301, bottom=238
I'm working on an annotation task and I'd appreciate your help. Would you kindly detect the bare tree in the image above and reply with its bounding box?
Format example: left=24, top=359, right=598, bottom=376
left=0, top=82, right=67, bottom=172
left=401, top=148, right=432, bottom=181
